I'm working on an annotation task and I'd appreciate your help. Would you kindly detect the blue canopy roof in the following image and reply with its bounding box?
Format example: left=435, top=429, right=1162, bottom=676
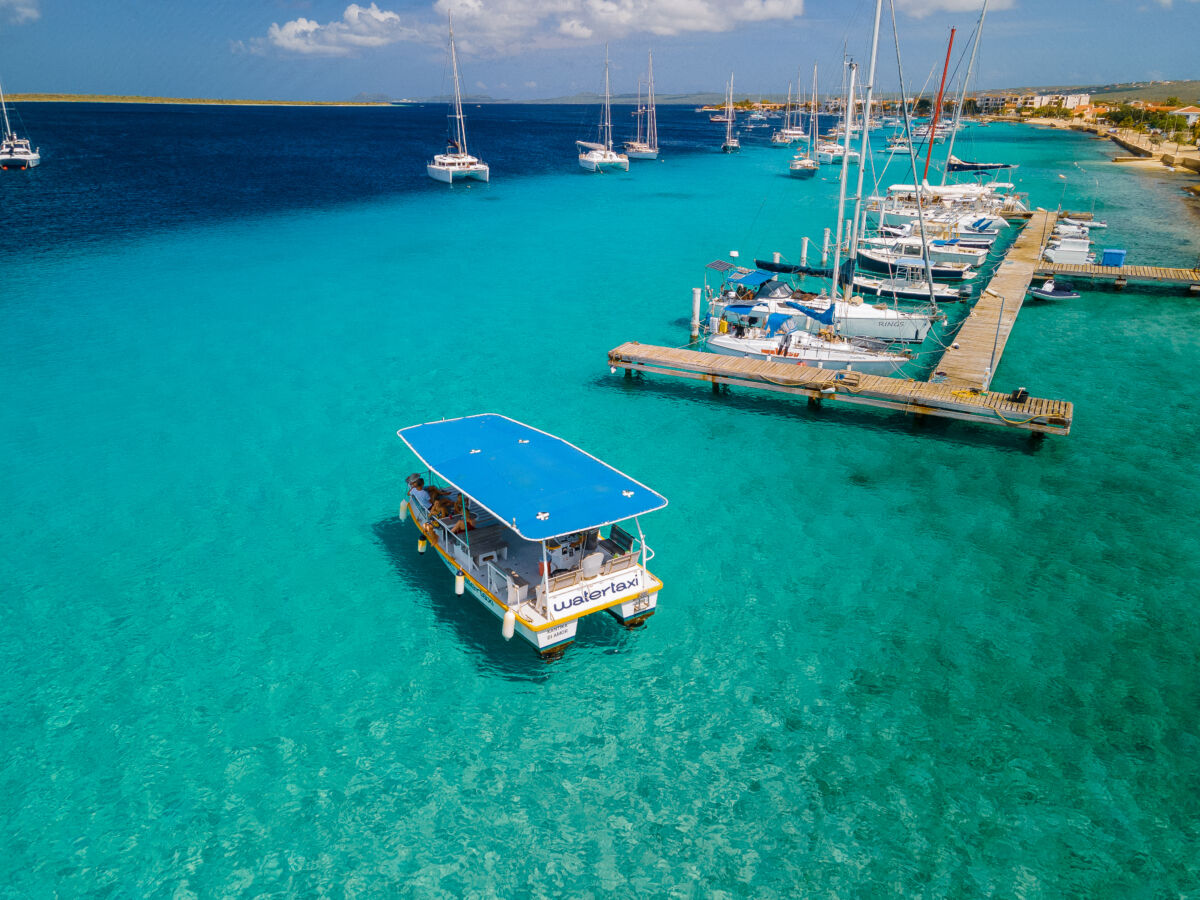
left=397, top=414, right=667, bottom=541
left=728, top=269, right=774, bottom=287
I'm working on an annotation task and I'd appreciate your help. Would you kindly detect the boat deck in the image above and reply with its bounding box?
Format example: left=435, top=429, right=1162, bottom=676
left=607, top=341, right=1072, bottom=435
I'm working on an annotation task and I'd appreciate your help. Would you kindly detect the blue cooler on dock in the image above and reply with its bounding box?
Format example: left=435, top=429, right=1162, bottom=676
left=1101, top=248, right=1127, bottom=267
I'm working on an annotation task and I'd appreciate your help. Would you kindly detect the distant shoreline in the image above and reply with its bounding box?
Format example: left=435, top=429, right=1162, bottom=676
left=7, top=94, right=394, bottom=107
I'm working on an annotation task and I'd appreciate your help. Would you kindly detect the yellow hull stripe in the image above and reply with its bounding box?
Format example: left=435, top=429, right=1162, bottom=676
left=415, top=518, right=662, bottom=633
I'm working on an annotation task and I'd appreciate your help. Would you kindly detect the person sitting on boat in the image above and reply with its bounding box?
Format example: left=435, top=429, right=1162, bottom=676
left=406, top=474, right=447, bottom=510
left=433, top=497, right=476, bottom=535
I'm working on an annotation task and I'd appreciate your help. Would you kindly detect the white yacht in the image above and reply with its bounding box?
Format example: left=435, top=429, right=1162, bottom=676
left=0, top=80, right=39, bottom=170
left=624, top=52, right=659, bottom=160
left=426, top=17, right=489, bottom=184
left=578, top=46, right=629, bottom=172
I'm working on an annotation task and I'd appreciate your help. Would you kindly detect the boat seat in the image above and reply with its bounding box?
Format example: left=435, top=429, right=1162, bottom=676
left=598, top=524, right=635, bottom=557
left=603, top=551, right=638, bottom=574
left=465, top=526, right=508, bottom=564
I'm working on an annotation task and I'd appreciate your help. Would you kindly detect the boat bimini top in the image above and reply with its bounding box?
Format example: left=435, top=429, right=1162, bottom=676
left=397, top=414, right=667, bottom=542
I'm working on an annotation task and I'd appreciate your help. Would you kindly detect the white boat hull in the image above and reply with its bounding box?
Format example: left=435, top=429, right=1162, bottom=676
left=624, top=145, right=659, bottom=160
left=0, top=151, right=39, bottom=169
left=579, top=151, right=629, bottom=172
left=706, top=334, right=908, bottom=376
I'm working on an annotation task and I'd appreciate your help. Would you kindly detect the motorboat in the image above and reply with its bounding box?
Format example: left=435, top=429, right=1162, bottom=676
left=398, top=414, right=667, bottom=656
left=1028, top=279, right=1080, bottom=301
left=852, top=262, right=972, bottom=303
left=1042, top=237, right=1094, bottom=265
left=856, top=247, right=977, bottom=280
left=860, top=234, right=988, bottom=267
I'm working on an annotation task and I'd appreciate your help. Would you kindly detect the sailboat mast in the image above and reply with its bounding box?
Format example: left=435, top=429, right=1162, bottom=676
left=448, top=15, right=467, bottom=156
left=829, top=61, right=858, bottom=305
left=603, top=45, right=613, bottom=151
left=635, top=78, right=644, bottom=145
left=845, top=0, right=884, bottom=302
left=809, top=63, right=818, bottom=157
left=783, top=84, right=792, bottom=131
left=923, top=27, right=956, bottom=182
left=942, top=0, right=989, bottom=185
left=726, top=74, right=735, bottom=144
left=647, top=50, right=657, bottom=151
left=0, top=81, right=11, bottom=138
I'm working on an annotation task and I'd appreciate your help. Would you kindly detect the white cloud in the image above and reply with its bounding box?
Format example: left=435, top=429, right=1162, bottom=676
left=253, top=0, right=806, bottom=58
left=893, top=0, right=1014, bottom=16
left=266, top=3, right=430, bottom=56
left=0, top=0, right=39, bottom=24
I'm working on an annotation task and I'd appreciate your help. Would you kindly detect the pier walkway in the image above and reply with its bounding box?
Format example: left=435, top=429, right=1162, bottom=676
left=1034, top=261, right=1200, bottom=291
left=608, top=342, right=1073, bottom=435
left=935, top=209, right=1055, bottom=390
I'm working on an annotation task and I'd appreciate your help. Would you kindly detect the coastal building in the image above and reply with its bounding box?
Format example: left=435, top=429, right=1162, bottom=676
left=977, top=92, right=1090, bottom=113
left=1170, top=105, right=1200, bottom=126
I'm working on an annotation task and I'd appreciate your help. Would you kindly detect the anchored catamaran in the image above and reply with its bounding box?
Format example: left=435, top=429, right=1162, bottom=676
left=426, top=15, right=489, bottom=183
left=578, top=46, right=630, bottom=172
left=398, top=414, right=666, bottom=656
left=0, top=79, right=39, bottom=170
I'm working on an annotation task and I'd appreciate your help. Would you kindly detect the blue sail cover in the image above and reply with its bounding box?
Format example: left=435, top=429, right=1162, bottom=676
left=398, top=414, right=668, bottom=541
left=728, top=269, right=775, bottom=288
left=785, top=300, right=836, bottom=325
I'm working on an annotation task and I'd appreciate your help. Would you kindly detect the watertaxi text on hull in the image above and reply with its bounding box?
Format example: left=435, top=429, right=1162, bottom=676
left=398, top=414, right=667, bottom=656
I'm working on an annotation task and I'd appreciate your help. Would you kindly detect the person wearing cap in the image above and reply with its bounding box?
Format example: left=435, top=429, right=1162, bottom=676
left=406, top=474, right=434, bottom=510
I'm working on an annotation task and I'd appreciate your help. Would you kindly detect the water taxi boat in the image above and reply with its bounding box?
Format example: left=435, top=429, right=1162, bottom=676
left=398, top=414, right=667, bottom=657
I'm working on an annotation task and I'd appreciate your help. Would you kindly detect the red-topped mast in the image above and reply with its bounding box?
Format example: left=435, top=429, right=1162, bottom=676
left=923, top=27, right=956, bottom=182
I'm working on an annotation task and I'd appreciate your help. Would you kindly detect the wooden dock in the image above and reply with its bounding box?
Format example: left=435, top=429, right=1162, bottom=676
left=935, top=209, right=1056, bottom=390
left=608, top=342, right=1073, bottom=435
left=1034, top=261, right=1200, bottom=291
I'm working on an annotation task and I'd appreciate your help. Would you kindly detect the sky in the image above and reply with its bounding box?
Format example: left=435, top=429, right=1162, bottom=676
left=1, top=0, right=1198, bottom=102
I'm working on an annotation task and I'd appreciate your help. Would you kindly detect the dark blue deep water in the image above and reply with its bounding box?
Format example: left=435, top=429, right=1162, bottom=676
left=3, top=102, right=1200, bottom=896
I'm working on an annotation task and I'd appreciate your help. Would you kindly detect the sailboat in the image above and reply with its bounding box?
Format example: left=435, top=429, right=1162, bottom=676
left=426, top=16, right=489, bottom=183
left=720, top=74, right=740, bottom=153
left=703, top=14, right=931, bottom=372
left=0, top=79, right=39, bottom=170
left=939, top=1, right=1015, bottom=179
left=789, top=63, right=818, bottom=177
left=578, top=46, right=630, bottom=172
left=624, top=51, right=659, bottom=160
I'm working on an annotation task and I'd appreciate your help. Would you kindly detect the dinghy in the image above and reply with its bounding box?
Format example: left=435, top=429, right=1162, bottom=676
left=1028, top=279, right=1080, bottom=301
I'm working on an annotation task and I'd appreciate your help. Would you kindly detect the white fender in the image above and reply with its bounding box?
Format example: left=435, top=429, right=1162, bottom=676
left=455, top=571, right=465, bottom=595
left=417, top=537, right=427, bottom=553
left=502, top=609, right=516, bottom=641
left=399, top=500, right=409, bottom=522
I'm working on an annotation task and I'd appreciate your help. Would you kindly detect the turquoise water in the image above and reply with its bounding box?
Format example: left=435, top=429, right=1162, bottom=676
left=3, top=113, right=1200, bottom=895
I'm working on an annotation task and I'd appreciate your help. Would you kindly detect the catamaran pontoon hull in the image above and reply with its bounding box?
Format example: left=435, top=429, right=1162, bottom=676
left=427, top=157, right=490, bottom=183
left=579, top=151, right=630, bottom=172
